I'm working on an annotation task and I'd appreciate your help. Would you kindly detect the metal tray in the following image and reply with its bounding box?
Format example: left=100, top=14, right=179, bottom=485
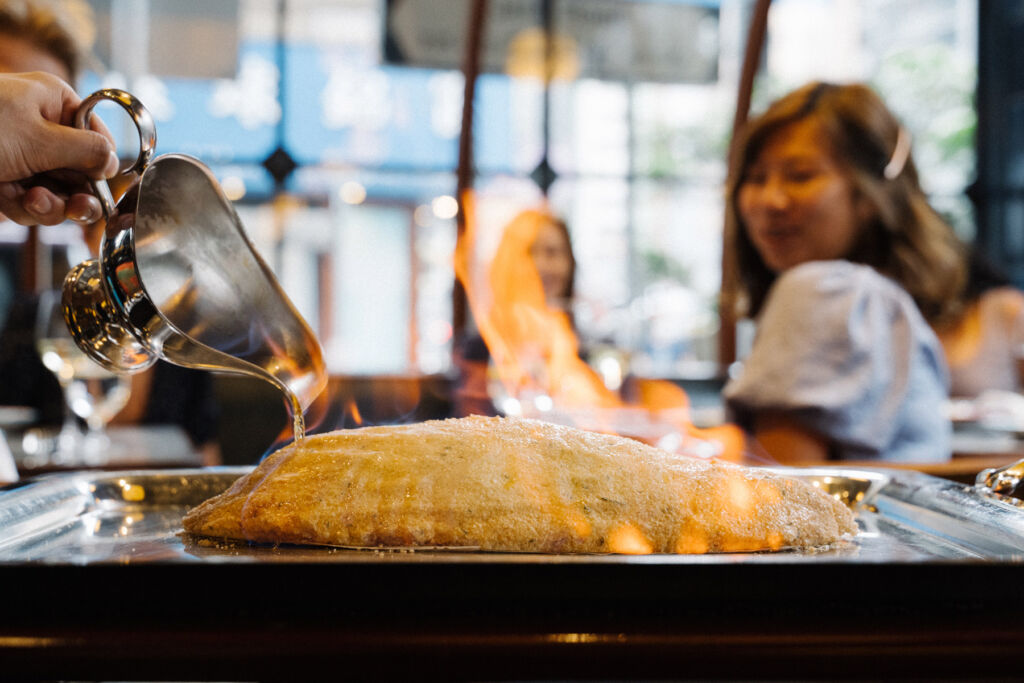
left=6, top=465, right=1024, bottom=681
left=3, top=464, right=1024, bottom=563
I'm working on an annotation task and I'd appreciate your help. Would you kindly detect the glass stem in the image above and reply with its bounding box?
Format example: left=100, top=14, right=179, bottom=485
left=55, top=381, right=83, bottom=463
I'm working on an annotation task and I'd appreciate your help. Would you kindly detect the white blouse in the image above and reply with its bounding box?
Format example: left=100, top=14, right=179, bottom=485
left=723, top=260, right=951, bottom=463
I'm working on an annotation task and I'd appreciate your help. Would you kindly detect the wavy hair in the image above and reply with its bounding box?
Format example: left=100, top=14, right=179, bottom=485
left=723, top=81, right=966, bottom=326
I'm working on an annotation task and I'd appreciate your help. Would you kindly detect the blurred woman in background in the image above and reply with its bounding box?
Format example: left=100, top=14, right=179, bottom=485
left=722, top=81, right=965, bottom=464
left=454, top=207, right=599, bottom=417
left=936, top=249, right=1024, bottom=398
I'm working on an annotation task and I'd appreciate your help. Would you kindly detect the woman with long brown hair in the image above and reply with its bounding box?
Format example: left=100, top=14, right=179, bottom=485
left=453, top=207, right=593, bottom=417
left=721, top=81, right=965, bottom=464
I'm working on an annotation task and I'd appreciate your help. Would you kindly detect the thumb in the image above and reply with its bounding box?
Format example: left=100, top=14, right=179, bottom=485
left=35, top=122, right=117, bottom=179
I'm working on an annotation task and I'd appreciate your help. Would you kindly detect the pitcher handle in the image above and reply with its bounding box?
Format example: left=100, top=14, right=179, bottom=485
left=73, top=89, right=157, bottom=218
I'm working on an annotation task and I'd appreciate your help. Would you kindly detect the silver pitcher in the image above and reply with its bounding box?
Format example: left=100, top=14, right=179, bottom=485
left=62, top=89, right=326, bottom=419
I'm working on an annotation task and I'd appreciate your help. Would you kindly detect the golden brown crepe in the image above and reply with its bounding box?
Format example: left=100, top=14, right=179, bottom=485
left=183, top=416, right=857, bottom=553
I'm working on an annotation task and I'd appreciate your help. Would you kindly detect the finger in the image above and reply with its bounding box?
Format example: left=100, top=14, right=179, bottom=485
left=38, top=121, right=116, bottom=179
left=64, top=193, right=104, bottom=224
left=0, top=182, right=36, bottom=225
left=98, top=149, right=119, bottom=178
left=54, top=74, right=85, bottom=125
left=22, top=185, right=69, bottom=226
left=20, top=171, right=111, bottom=223
left=55, top=84, right=116, bottom=150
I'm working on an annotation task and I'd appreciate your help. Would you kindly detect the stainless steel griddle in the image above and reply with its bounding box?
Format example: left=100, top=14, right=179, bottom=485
left=2, top=465, right=1023, bottom=681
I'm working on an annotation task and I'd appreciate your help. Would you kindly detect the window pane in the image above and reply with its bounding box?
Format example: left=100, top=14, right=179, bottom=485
left=72, top=0, right=977, bottom=383
left=81, top=0, right=280, bottom=164
left=272, top=168, right=459, bottom=375
left=630, top=180, right=724, bottom=376
left=547, top=177, right=632, bottom=340
left=759, top=0, right=977, bottom=237
left=549, top=79, right=631, bottom=176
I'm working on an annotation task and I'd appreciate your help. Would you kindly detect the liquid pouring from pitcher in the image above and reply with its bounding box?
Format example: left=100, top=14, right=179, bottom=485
left=61, top=89, right=327, bottom=442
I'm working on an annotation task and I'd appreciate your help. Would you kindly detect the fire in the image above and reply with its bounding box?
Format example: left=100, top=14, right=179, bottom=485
left=291, top=375, right=425, bottom=443
left=674, top=530, right=710, bottom=554
left=725, top=473, right=755, bottom=515
left=456, top=197, right=615, bottom=412
left=345, top=398, right=364, bottom=426
left=454, top=192, right=744, bottom=462
left=608, top=523, right=654, bottom=555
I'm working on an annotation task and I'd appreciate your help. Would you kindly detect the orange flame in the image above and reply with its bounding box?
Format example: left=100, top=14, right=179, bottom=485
left=608, top=523, right=654, bottom=555
left=455, top=192, right=744, bottom=461
left=346, top=398, right=364, bottom=426
left=674, top=530, right=710, bottom=554
left=456, top=196, right=615, bottom=411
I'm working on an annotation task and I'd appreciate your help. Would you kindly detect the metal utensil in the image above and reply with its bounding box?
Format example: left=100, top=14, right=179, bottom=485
left=977, top=458, right=1024, bottom=501
left=62, top=89, right=326, bottom=416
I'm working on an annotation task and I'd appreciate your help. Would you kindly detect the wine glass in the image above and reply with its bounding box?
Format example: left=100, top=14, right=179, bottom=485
left=35, top=290, right=131, bottom=465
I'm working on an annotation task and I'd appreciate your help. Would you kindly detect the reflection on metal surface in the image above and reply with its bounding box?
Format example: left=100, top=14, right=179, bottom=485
left=0, top=637, right=64, bottom=648
left=977, top=458, right=1024, bottom=501
left=806, top=473, right=877, bottom=508
left=1, top=466, right=1024, bottom=564
left=546, top=633, right=625, bottom=644
left=118, top=479, right=146, bottom=502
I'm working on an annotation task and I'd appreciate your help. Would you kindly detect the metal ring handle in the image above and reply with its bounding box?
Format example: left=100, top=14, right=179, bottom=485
left=74, top=89, right=157, bottom=218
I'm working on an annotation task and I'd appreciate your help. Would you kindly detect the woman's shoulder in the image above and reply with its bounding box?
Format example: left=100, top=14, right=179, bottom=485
left=775, top=260, right=899, bottom=292
left=767, top=260, right=914, bottom=318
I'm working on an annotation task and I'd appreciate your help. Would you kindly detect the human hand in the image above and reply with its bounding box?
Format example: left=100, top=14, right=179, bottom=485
left=0, top=72, right=119, bottom=226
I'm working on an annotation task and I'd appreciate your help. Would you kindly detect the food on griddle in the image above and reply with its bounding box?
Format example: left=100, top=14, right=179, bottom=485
left=183, top=416, right=857, bottom=553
